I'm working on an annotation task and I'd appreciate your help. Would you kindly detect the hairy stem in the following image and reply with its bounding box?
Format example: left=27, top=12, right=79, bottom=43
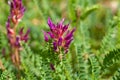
left=12, top=22, right=20, bottom=69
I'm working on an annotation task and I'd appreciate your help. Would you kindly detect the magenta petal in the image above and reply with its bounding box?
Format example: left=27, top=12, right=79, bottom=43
left=23, top=37, right=29, bottom=42
left=15, top=36, right=20, bottom=47
left=47, top=32, right=54, bottom=38
left=65, top=28, right=76, bottom=40
left=65, top=39, right=73, bottom=48
left=53, top=42, right=57, bottom=51
left=58, top=37, right=62, bottom=46
left=24, top=28, right=30, bottom=37
left=19, top=27, right=24, bottom=35
left=44, top=31, right=49, bottom=42
left=21, top=28, right=30, bottom=42
left=6, top=18, right=10, bottom=28
left=62, top=24, right=69, bottom=33
left=21, top=6, right=26, bottom=13
left=13, top=0, right=16, bottom=3
left=48, top=17, right=53, bottom=29
left=64, top=33, right=73, bottom=41
left=47, top=17, right=56, bottom=32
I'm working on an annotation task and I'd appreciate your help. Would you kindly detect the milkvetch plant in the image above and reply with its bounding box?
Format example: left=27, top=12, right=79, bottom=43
left=6, top=0, right=30, bottom=68
left=43, top=17, right=76, bottom=71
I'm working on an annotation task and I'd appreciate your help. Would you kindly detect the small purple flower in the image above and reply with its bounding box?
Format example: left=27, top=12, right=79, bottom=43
left=44, top=17, right=76, bottom=53
left=19, top=28, right=30, bottom=42
left=43, top=31, right=49, bottom=42
left=15, top=28, right=30, bottom=47
left=15, top=36, right=21, bottom=48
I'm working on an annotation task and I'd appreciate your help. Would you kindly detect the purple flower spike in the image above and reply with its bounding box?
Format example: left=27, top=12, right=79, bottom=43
left=44, top=17, right=76, bottom=53
left=6, top=0, right=29, bottom=48
left=9, top=0, right=26, bottom=24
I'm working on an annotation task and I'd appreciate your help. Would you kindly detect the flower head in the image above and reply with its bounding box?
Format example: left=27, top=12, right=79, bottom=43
left=9, top=0, right=26, bottom=24
left=19, top=27, right=30, bottom=42
left=6, top=20, right=30, bottom=48
left=44, top=17, right=75, bottom=53
left=14, top=28, right=30, bottom=48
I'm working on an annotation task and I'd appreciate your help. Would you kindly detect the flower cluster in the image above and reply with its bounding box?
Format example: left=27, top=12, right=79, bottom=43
left=44, top=18, right=75, bottom=53
left=6, top=0, right=29, bottom=48
left=6, top=19, right=30, bottom=48
left=9, top=0, right=26, bottom=24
